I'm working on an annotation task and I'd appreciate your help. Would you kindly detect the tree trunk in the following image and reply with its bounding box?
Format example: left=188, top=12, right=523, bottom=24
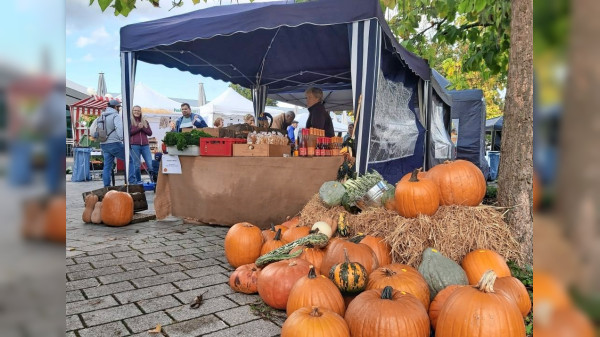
left=558, top=0, right=600, bottom=292
left=497, top=0, right=533, bottom=265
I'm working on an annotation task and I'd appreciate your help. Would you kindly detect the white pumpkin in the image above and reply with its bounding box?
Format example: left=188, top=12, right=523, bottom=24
left=311, top=221, right=333, bottom=238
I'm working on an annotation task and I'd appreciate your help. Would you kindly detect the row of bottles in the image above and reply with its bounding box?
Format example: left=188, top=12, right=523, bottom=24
left=295, top=128, right=342, bottom=157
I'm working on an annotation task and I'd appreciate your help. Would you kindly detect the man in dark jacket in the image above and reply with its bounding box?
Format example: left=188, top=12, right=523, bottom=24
left=305, top=87, right=334, bottom=137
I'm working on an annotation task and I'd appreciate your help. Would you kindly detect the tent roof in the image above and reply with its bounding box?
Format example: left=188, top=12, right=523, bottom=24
left=120, top=0, right=429, bottom=94
left=200, top=87, right=282, bottom=115
left=70, top=95, right=121, bottom=110
left=486, top=116, right=503, bottom=131
left=133, top=82, right=187, bottom=115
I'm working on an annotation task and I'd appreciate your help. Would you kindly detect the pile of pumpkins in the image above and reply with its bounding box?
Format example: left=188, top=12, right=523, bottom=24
left=224, top=217, right=531, bottom=337
left=381, top=159, right=487, bottom=218
left=81, top=191, right=134, bottom=227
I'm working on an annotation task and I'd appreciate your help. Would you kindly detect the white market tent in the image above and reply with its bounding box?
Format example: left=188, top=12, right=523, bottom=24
left=199, top=87, right=282, bottom=126
left=133, top=82, right=200, bottom=115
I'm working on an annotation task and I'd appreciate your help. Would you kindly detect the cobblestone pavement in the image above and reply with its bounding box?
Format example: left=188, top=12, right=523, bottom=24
left=66, top=176, right=283, bottom=336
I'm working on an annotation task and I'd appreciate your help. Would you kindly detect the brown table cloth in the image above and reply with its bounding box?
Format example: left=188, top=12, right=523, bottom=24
left=154, top=156, right=343, bottom=228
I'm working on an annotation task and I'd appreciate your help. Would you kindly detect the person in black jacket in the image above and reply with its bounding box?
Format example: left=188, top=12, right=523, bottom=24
left=305, top=87, right=334, bottom=137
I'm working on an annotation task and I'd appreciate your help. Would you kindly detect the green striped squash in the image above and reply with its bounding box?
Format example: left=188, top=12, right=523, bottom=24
left=329, top=248, right=368, bottom=293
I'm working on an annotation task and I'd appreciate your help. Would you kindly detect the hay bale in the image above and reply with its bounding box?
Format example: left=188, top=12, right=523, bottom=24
left=298, top=194, right=524, bottom=268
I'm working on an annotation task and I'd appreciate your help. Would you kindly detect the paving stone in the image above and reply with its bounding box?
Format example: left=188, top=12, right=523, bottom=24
left=66, top=296, right=120, bottom=316
left=215, top=305, right=259, bottom=326
left=121, top=260, right=162, bottom=271
left=225, top=292, right=261, bottom=306
left=138, top=245, right=174, bottom=255
left=66, top=262, right=94, bottom=273
left=91, top=255, right=143, bottom=268
left=68, top=266, right=124, bottom=281
left=77, top=321, right=130, bottom=337
left=112, top=250, right=140, bottom=258
left=66, top=258, right=75, bottom=266
left=203, top=319, right=281, bottom=337
left=98, top=268, right=156, bottom=285
left=167, top=296, right=237, bottom=322
left=136, top=295, right=182, bottom=313
left=83, top=281, right=135, bottom=299
left=201, top=245, right=224, bottom=253
left=84, top=245, right=132, bottom=255
left=174, top=273, right=229, bottom=291
left=66, top=250, right=86, bottom=258
left=174, top=283, right=234, bottom=304
left=66, top=315, right=84, bottom=331
left=139, top=252, right=171, bottom=261
left=130, top=271, right=189, bottom=288
left=165, top=248, right=202, bottom=257
left=130, top=242, right=166, bottom=250
left=150, top=264, right=185, bottom=274
left=114, top=283, right=180, bottom=304
left=162, top=239, right=195, bottom=246
left=163, top=314, right=228, bottom=337
left=219, top=263, right=235, bottom=272
left=184, top=265, right=229, bottom=278
left=66, top=278, right=100, bottom=292
left=195, top=251, right=225, bottom=260
left=81, top=303, right=142, bottom=327
left=180, top=258, right=220, bottom=270
left=66, top=290, right=86, bottom=303
left=66, top=331, right=76, bottom=337
left=74, top=254, right=114, bottom=264
left=124, top=311, right=173, bottom=333
left=160, top=255, right=199, bottom=264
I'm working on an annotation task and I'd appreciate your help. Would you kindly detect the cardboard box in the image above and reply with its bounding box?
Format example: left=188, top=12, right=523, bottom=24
left=199, top=127, right=237, bottom=138
left=198, top=127, right=220, bottom=137
left=233, top=144, right=291, bottom=157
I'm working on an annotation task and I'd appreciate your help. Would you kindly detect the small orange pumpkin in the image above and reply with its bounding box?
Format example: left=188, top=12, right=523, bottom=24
left=286, top=265, right=345, bottom=316
left=495, top=276, right=531, bottom=317
left=291, top=246, right=325, bottom=273
left=229, top=263, right=261, bottom=294
left=321, top=235, right=379, bottom=276
left=260, top=228, right=286, bottom=255
left=395, top=169, right=440, bottom=218
left=461, top=249, right=511, bottom=284
left=262, top=223, right=287, bottom=242
left=280, top=216, right=300, bottom=228
left=359, top=235, right=392, bottom=266
left=44, top=196, right=66, bottom=242
left=281, top=306, right=350, bottom=337
left=257, top=258, right=311, bottom=310
left=367, top=264, right=431, bottom=310
left=224, top=222, right=263, bottom=268
left=281, top=226, right=310, bottom=243
left=428, top=285, right=463, bottom=329
left=100, top=190, right=133, bottom=227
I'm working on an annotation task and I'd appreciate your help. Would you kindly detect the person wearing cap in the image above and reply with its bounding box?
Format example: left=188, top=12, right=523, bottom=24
left=171, top=103, right=207, bottom=132
left=99, top=99, right=136, bottom=187
left=287, top=120, right=299, bottom=144
left=271, top=110, right=296, bottom=132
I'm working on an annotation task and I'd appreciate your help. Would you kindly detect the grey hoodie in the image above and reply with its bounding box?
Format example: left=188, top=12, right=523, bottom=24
left=100, top=107, right=124, bottom=144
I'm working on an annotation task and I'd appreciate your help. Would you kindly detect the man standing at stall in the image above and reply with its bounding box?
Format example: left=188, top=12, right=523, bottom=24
left=170, top=103, right=207, bottom=132
left=305, top=87, right=334, bottom=137
left=271, top=110, right=296, bottom=131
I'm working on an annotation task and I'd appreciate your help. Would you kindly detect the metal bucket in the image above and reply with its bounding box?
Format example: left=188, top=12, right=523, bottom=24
left=356, top=181, right=389, bottom=211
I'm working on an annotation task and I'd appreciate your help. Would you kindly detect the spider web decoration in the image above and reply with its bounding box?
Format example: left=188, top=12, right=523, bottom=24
left=368, top=71, right=419, bottom=163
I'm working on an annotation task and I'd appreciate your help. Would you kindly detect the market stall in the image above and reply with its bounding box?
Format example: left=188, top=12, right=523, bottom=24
left=69, top=95, right=120, bottom=145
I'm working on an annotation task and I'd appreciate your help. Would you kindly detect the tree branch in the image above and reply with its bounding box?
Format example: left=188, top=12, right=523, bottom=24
left=458, top=22, right=494, bottom=30
left=412, top=17, right=447, bottom=39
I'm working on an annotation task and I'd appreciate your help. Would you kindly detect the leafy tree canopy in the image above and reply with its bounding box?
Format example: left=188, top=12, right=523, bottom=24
left=229, top=83, right=278, bottom=107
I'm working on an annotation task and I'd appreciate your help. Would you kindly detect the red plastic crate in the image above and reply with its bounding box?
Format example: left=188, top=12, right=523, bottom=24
left=200, top=137, right=246, bottom=157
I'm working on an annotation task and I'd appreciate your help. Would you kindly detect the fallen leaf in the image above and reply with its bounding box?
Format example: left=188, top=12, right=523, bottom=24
left=148, top=324, right=161, bottom=333
left=107, top=237, right=116, bottom=241
left=67, top=247, right=76, bottom=251
left=148, top=260, right=157, bottom=263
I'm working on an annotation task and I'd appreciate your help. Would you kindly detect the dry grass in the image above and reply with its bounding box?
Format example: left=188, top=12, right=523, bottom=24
left=299, top=194, right=524, bottom=268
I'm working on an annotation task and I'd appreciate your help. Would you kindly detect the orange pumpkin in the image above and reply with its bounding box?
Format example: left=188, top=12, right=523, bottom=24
left=395, top=169, right=440, bottom=218
left=367, top=264, right=430, bottom=310
left=281, top=216, right=301, bottom=228
left=224, top=222, right=263, bottom=268
left=286, top=265, right=345, bottom=316
left=532, top=271, right=572, bottom=311
left=426, top=160, right=486, bottom=206
left=345, top=286, right=430, bottom=337
left=428, top=285, right=463, bottom=329
left=100, top=190, right=133, bottom=227
left=533, top=307, right=595, bottom=337
left=359, top=235, right=392, bottom=266
left=82, top=194, right=98, bottom=223
left=45, top=196, right=66, bottom=242
left=495, top=276, right=531, bottom=317
left=229, top=263, right=261, bottom=294
left=282, top=226, right=310, bottom=243
left=436, top=271, right=525, bottom=337
left=257, top=258, right=311, bottom=310
left=291, top=246, right=325, bottom=273
left=282, top=306, right=350, bottom=337
left=461, top=249, right=511, bottom=284
left=260, top=228, right=287, bottom=255
left=262, top=223, right=287, bottom=242
left=320, top=235, right=379, bottom=276
left=400, top=168, right=428, bottom=182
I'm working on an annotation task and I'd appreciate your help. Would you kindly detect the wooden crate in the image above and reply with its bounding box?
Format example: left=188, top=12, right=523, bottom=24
left=199, top=127, right=237, bottom=138
left=233, top=144, right=291, bottom=157
left=82, top=185, right=148, bottom=213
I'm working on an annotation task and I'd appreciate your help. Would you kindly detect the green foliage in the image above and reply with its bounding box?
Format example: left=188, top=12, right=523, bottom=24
left=163, top=129, right=213, bottom=151
left=229, top=84, right=278, bottom=107
left=508, top=261, right=532, bottom=336
left=485, top=185, right=497, bottom=198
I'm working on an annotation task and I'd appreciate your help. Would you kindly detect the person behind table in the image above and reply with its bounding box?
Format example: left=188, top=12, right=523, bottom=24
left=98, top=100, right=136, bottom=187
left=244, top=113, right=255, bottom=126
left=171, top=103, right=207, bottom=132
left=130, top=105, right=154, bottom=184
left=305, top=87, right=334, bottom=137
left=343, top=123, right=354, bottom=143
left=287, top=120, right=299, bottom=144
left=271, top=110, right=296, bottom=131
left=213, top=117, right=224, bottom=128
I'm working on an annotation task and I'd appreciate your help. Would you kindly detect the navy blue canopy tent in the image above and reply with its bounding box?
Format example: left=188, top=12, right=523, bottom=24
left=486, top=116, right=503, bottom=151
left=120, top=0, right=434, bottom=184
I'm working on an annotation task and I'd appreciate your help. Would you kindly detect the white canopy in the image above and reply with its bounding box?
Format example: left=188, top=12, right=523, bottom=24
left=133, top=82, right=199, bottom=116
left=199, top=87, right=282, bottom=126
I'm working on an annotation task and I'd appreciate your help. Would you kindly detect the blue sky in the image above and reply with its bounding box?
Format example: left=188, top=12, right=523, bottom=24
left=66, top=0, right=276, bottom=101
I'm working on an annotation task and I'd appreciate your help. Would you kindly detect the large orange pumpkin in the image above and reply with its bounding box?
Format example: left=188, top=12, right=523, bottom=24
left=320, top=236, right=379, bottom=276
left=461, top=249, right=511, bottom=284
left=282, top=306, right=350, bottom=337
left=287, top=265, right=345, bottom=316
left=345, top=286, right=430, bottom=337
left=291, top=246, right=325, bottom=273
left=494, top=276, right=531, bottom=317
left=428, top=285, right=463, bottom=329
left=425, top=160, right=486, bottom=206
left=533, top=307, right=595, bottom=337
left=224, top=222, right=263, bottom=268
left=395, top=169, right=440, bottom=218
left=260, top=228, right=287, bottom=255
left=100, top=190, right=133, bottom=227
left=367, top=264, right=430, bottom=310
left=229, top=263, right=261, bottom=294
left=435, top=271, right=525, bottom=337
left=359, top=235, right=392, bottom=266
left=257, top=258, right=311, bottom=310
left=282, top=226, right=310, bottom=243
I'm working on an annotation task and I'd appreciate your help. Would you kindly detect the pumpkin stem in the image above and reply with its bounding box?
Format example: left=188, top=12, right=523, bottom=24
left=274, top=228, right=282, bottom=241
left=382, top=268, right=396, bottom=277
left=475, top=270, right=497, bottom=293
left=309, top=306, right=322, bottom=317
left=270, top=223, right=276, bottom=232
left=343, top=248, right=351, bottom=264
left=409, top=169, right=420, bottom=182
left=308, top=265, right=317, bottom=279
left=381, top=286, right=394, bottom=300
left=349, top=233, right=366, bottom=243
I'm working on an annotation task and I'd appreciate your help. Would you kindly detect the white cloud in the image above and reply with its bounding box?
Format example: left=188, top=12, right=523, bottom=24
left=83, top=54, right=94, bottom=62
left=76, top=26, right=111, bottom=48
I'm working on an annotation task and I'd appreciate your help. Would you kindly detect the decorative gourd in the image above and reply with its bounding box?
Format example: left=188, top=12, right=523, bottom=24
left=461, top=249, right=511, bottom=284
left=320, top=235, right=379, bottom=276
left=367, top=264, right=431, bottom=310
left=91, top=201, right=103, bottom=224
left=281, top=216, right=300, bottom=228
left=345, top=286, right=430, bottom=337
left=495, top=276, right=532, bottom=317
left=319, top=181, right=347, bottom=207
left=260, top=228, right=286, bottom=255
left=426, top=160, right=486, bottom=206
left=224, top=222, right=264, bottom=268
left=257, top=258, right=311, bottom=309
left=435, top=270, right=526, bottom=337
left=418, top=247, right=468, bottom=299
left=380, top=184, right=396, bottom=211
left=286, top=266, right=345, bottom=316
left=229, top=263, right=261, bottom=294
left=290, top=246, right=325, bottom=273
left=337, top=213, right=350, bottom=237
left=282, top=226, right=310, bottom=243
left=82, top=194, right=98, bottom=223
left=255, top=233, right=330, bottom=268
left=394, top=169, right=440, bottom=218
left=329, top=248, right=368, bottom=293
left=100, top=190, right=133, bottom=227
left=359, top=235, right=392, bottom=266
left=428, top=285, right=463, bottom=329
left=281, top=306, right=350, bottom=337
left=44, top=197, right=66, bottom=242
left=262, top=223, right=287, bottom=242
left=310, top=221, right=334, bottom=239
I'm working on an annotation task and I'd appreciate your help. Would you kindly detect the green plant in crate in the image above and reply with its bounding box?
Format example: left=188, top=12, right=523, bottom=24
left=163, top=129, right=213, bottom=151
